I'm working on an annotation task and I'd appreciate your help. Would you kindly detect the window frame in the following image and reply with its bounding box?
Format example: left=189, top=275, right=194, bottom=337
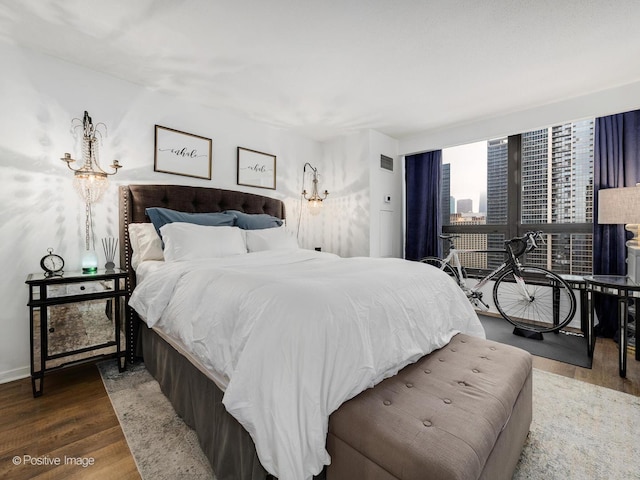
left=442, top=134, right=592, bottom=274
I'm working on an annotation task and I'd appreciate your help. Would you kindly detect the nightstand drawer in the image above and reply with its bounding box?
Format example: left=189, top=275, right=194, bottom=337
left=47, top=280, right=115, bottom=298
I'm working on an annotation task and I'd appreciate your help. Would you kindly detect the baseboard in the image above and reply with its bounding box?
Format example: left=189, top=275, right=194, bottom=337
left=0, top=366, right=30, bottom=384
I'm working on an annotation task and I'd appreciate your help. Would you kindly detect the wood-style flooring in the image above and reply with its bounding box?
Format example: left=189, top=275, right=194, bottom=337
left=0, top=365, right=140, bottom=480
left=0, top=338, right=638, bottom=480
left=532, top=338, right=640, bottom=396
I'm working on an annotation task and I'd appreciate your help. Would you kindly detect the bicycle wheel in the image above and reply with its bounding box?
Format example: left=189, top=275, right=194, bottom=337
left=493, top=266, right=576, bottom=333
left=419, top=256, right=460, bottom=285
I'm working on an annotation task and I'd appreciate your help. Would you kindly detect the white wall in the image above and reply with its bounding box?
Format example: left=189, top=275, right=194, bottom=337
left=0, top=43, right=323, bottom=382
left=368, top=130, right=401, bottom=258
left=313, top=130, right=401, bottom=258
left=313, top=132, right=370, bottom=257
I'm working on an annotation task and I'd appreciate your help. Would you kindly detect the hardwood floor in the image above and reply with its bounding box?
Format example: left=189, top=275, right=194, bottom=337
left=532, top=338, right=640, bottom=396
left=0, top=364, right=140, bottom=480
left=0, top=339, right=638, bottom=480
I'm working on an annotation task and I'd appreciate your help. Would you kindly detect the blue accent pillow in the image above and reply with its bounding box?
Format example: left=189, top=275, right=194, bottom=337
left=146, top=207, right=237, bottom=238
left=224, top=210, right=283, bottom=230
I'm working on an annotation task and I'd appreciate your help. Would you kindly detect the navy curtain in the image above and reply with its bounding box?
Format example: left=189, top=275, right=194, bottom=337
left=405, top=150, right=442, bottom=260
left=593, top=109, right=640, bottom=337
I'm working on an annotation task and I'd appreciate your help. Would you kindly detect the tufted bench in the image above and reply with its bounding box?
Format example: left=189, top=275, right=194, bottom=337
left=326, top=333, right=532, bottom=480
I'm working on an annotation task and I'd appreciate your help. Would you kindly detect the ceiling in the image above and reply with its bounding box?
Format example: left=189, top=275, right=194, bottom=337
left=2, top=0, right=640, bottom=142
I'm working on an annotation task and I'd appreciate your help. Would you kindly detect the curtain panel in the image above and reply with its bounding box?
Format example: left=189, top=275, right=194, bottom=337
left=405, top=150, right=442, bottom=261
left=593, top=109, right=640, bottom=337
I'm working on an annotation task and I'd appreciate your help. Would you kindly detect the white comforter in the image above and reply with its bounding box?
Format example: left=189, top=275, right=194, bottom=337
left=129, top=249, right=484, bottom=480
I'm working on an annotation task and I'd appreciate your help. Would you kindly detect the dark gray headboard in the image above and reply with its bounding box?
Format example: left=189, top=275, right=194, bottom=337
left=118, top=184, right=286, bottom=362
left=119, top=183, right=286, bottom=274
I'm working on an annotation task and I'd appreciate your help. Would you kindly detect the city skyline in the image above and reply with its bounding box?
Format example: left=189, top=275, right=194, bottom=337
left=442, top=141, right=487, bottom=213
left=440, top=120, right=594, bottom=275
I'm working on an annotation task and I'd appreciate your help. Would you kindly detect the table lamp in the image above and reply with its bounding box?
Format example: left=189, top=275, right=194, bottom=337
left=598, top=184, right=640, bottom=279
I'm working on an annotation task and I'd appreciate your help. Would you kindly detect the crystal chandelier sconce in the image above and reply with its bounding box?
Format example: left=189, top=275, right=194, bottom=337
left=61, top=111, right=122, bottom=273
left=302, top=162, right=329, bottom=215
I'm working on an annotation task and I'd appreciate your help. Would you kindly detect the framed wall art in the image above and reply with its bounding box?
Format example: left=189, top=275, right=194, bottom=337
left=154, top=125, right=212, bottom=180
left=237, top=147, right=276, bottom=190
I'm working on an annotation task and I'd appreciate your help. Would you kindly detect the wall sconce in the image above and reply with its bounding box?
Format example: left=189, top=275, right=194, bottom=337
left=302, top=162, right=329, bottom=215
left=61, top=111, right=122, bottom=273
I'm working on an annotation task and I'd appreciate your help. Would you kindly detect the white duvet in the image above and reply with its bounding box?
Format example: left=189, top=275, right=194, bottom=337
left=129, top=249, right=485, bottom=480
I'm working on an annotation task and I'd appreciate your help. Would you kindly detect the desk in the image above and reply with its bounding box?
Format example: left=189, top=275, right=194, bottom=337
left=584, top=275, right=640, bottom=377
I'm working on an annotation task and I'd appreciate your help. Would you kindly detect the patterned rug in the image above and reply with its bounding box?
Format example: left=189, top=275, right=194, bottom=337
left=99, top=362, right=214, bottom=479
left=99, top=362, right=640, bottom=480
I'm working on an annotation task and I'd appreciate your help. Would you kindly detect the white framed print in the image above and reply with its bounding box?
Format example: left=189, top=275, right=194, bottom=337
left=237, top=147, right=276, bottom=190
left=154, top=125, right=212, bottom=180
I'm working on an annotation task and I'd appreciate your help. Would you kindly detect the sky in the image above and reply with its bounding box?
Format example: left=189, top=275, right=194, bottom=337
left=442, top=140, right=487, bottom=213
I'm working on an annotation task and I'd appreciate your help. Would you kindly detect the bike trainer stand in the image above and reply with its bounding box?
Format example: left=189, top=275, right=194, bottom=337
left=513, top=327, right=544, bottom=341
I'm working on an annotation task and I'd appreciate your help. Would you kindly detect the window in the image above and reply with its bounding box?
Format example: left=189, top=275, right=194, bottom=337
left=442, top=120, right=594, bottom=275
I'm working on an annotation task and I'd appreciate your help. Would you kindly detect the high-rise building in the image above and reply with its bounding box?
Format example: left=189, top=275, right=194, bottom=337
left=486, top=138, right=508, bottom=224
left=521, top=128, right=549, bottom=224
left=565, top=120, right=594, bottom=224
left=449, top=213, right=487, bottom=269
left=457, top=198, right=473, bottom=213
left=548, top=120, right=594, bottom=274
left=519, top=122, right=594, bottom=274
left=486, top=138, right=509, bottom=267
left=441, top=163, right=451, bottom=227
left=478, top=192, right=487, bottom=214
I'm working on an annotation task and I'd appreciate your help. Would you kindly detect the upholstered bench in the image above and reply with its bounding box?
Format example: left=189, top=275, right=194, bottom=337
left=326, top=333, right=532, bottom=480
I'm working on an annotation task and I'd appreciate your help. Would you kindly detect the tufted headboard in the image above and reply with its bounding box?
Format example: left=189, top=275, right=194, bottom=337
left=119, top=184, right=285, bottom=275
left=118, top=184, right=286, bottom=362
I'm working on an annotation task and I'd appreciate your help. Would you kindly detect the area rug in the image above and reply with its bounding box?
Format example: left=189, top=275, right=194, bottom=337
left=479, top=313, right=593, bottom=368
left=99, top=361, right=640, bottom=480
left=99, top=361, right=214, bottom=479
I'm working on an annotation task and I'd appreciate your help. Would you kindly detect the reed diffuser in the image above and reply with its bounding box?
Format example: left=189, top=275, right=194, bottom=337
left=102, top=237, right=117, bottom=270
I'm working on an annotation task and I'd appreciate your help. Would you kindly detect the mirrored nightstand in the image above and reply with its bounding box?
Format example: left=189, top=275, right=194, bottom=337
left=26, top=269, right=128, bottom=397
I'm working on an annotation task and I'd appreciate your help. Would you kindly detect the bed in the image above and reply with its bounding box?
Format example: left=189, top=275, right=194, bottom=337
left=119, top=184, right=531, bottom=480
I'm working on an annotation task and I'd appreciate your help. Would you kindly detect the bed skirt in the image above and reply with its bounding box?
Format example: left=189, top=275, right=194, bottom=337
left=140, top=325, right=269, bottom=480
left=140, top=325, right=327, bottom=480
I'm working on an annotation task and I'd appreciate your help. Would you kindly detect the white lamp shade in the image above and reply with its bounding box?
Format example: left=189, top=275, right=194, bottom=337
left=598, top=186, right=640, bottom=224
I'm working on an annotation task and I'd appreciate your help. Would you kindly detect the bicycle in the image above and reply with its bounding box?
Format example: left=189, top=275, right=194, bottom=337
left=420, top=231, right=576, bottom=337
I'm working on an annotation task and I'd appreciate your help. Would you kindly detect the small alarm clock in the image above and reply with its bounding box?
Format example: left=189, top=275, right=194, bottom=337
left=40, top=248, right=65, bottom=277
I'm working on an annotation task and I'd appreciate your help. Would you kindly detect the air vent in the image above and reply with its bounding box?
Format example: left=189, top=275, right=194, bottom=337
left=380, top=154, right=393, bottom=172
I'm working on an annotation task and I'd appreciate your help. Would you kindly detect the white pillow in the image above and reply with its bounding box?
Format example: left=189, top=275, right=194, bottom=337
left=160, top=223, right=247, bottom=261
left=128, top=223, right=164, bottom=269
left=245, top=226, right=299, bottom=252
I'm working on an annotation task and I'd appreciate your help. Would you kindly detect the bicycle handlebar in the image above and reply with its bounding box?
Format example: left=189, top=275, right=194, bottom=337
left=514, top=231, right=544, bottom=255
left=525, top=231, right=545, bottom=249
